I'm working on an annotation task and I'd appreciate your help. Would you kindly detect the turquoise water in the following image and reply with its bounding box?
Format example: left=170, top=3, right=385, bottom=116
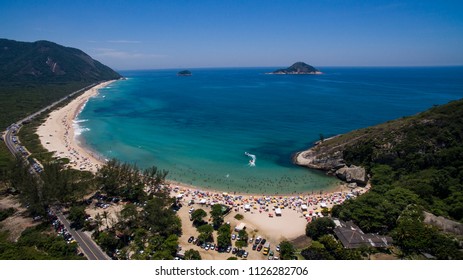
left=77, top=67, right=463, bottom=194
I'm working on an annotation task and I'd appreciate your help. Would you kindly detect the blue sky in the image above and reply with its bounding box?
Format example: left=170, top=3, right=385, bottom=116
left=1, top=0, right=463, bottom=69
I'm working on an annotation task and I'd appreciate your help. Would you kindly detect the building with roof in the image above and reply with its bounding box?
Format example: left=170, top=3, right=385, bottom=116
left=333, top=219, right=393, bottom=249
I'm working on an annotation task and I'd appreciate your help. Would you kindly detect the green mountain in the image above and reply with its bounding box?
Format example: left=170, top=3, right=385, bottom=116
left=296, top=99, right=463, bottom=259
left=271, top=62, right=321, bottom=74
left=0, top=39, right=121, bottom=84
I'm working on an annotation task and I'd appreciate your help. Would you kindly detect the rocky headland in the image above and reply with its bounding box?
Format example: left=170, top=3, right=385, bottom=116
left=294, top=136, right=368, bottom=187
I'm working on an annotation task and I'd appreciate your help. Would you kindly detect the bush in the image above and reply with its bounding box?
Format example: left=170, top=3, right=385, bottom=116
left=0, top=207, right=16, bottom=222
left=305, top=217, right=335, bottom=240
left=234, top=214, right=244, bottom=220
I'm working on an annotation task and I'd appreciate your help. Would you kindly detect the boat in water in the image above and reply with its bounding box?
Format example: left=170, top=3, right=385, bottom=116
left=245, top=152, right=256, bottom=167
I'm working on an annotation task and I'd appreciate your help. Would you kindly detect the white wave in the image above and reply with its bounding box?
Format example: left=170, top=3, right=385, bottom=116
left=245, top=152, right=256, bottom=167
left=73, top=122, right=90, bottom=136
left=73, top=119, right=89, bottom=123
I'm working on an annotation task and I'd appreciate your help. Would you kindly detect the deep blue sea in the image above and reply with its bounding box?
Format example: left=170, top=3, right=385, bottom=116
left=77, top=67, right=463, bottom=194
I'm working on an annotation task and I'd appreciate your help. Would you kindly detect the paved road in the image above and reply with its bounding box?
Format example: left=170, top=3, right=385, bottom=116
left=3, top=83, right=97, bottom=156
left=2, top=82, right=111, bottom=260
left=56, top=212, right=110, bottom=260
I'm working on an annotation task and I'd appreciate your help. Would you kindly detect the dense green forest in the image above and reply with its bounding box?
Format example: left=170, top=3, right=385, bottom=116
left=92, top=160, right=181, bottom=259
left=0, top=222, right=84, bottom=260
left=1, top=155, right=181, bottom=259
left=316, top=99, right=463, bottom=259
left=0, top=39, right=121, bottom=85
left=0, top=82, right=91, bottom=130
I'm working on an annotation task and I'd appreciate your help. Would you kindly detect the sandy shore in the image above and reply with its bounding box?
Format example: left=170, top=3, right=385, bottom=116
left=37, top=81, right=115, bottom=172
left=37, top=80, right=370, bottom=259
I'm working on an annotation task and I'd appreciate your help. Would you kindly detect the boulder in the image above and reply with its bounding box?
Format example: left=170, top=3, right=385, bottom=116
left=335, top=165, right=367, bottom=185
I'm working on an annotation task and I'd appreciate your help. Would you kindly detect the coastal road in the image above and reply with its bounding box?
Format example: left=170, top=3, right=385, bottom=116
left=2, top=82, right=97, bottom=156
left=56, top=212, right=110, bottom=260
left=1, top=82, right=111, bottom=260
left=3, top=126, right=17, bottom=155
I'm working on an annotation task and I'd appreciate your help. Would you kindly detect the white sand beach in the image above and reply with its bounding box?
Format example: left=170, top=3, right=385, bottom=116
left=37, top=81, right=115, bottom=172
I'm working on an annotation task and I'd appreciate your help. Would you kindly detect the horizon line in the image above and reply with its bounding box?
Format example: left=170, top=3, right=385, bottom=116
left=114, top=64, right=463, bottom=71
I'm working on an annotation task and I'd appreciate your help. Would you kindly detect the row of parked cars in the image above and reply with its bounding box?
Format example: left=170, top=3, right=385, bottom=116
left=187, top=235, right=249, bottom=258
left=85, top=192, right=120, bottom=209
left=48, top=210, right=76, bottom=245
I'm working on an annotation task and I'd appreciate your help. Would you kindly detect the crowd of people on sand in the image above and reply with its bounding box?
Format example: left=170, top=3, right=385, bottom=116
left=56, top=109, right=101, bottom=173
left=168, top=184, right=370, bottom=222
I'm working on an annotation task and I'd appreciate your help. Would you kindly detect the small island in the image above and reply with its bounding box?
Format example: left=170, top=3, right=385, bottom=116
left=268, top=62, right=322, bottom=75
left=177, top=70, right=192, bottom=76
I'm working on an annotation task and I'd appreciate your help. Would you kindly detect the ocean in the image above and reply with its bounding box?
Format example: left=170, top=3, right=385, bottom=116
left=77, top=67, right=463, bottom=194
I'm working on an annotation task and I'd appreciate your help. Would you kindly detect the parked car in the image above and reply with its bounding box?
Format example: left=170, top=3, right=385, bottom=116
left=188, top=236, right=194, bottom=243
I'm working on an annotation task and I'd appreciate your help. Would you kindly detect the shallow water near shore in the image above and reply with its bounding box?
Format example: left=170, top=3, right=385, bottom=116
left=77, top=67, right=463, bottom=193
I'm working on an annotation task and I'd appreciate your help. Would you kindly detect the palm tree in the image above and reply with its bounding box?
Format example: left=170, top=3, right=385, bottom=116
left=95, top=213, right=103, bottom=232
left=102, top=210, right=109, bottom=229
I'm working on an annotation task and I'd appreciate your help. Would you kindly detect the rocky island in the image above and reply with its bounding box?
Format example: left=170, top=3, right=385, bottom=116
left=177, top=70, right=192, bottom=76
left=269, top=62, right=322, bottom=75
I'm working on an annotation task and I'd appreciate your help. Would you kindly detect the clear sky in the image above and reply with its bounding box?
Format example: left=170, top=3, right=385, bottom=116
left=1, top=0, right=463, bottom=70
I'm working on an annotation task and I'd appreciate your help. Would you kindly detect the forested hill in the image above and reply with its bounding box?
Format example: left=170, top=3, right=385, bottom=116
left=0, top=39, right=121, bottom=85
left=299, top=98, right=463, bottom=222
left=297, top=99, right=463, bottom=258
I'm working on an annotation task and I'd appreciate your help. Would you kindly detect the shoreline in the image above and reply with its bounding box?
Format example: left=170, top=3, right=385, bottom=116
left=37, top=81, right=115, bottom=173
left=36, top=79, right=352, bottom=197
left=36, top=80, right=371, bottom=252
left=36, top=80, right=369, bottom=199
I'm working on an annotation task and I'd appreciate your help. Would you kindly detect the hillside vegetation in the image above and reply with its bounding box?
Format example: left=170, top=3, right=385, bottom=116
left=0, top=39, right=121, bottom=85
left=299, top=99, right=463, bottom=259
left=0, top=39, right=122, bottom=174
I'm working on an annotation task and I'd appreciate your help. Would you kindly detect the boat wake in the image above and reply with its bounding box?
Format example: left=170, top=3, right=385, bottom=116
left=245, top=152, right=256, bottom=167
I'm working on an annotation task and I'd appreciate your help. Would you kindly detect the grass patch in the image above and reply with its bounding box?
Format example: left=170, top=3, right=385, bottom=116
left=234, top=214, right=244, bottom=220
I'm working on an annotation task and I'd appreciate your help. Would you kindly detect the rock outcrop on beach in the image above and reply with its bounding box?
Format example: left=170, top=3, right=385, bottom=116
left=270, top=62, right=321, bottom=75
left=335, top=165, right=367, bottom=185
left=294, top=139, right=368, bottom=186
left=0, top=38, right=121, bottom=84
